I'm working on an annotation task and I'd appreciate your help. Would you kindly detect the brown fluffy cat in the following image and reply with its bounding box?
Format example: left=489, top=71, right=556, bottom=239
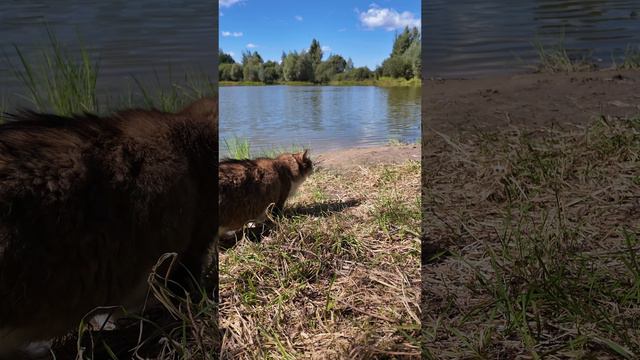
left=0, top=96, right=218, bottom=358
left=218, top=150, right=313, bottom=236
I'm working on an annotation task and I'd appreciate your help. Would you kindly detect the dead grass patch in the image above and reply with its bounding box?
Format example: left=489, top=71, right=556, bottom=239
left=423, top=116, right=640, bottom=359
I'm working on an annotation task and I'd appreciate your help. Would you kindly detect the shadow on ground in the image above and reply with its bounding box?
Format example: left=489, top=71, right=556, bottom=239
left=219, top=198, right=361, bottom=251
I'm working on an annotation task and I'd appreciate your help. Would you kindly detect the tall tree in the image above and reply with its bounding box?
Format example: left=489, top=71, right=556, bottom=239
left=219, top=50, right=235, bottom=64
left=308, top=39, right=323, bottom=68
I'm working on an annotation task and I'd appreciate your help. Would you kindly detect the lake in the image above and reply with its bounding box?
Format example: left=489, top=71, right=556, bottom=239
left=219, top=85, right=421, bottom=155
left=424, top=0, right=640, bottom=78
left=0, top=1, right=215, bottom=111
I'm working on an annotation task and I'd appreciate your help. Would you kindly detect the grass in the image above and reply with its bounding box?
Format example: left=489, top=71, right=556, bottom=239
left=5, top=28, right=214, bottom=117
left=220, top=77, right=422, bottom=88
left=7, top=27, right=99, bottom=116
left=423, top=116, right=640, bottom=358
left=532, top=38, right=596, bottom=73
left=222, top=136, right=307, bottom=160
left=50, top=253, right=221, bottom=359
left=615, top=45, right=640, bottom=70
left=219, top=157, right=421, bottom=358
left=531, top=37, right=640, bottom=72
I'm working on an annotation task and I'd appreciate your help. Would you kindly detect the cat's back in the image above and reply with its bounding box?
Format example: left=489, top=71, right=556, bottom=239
left=218, top=157, right=283, bottom=227
left=0, top=110, right=194, bottom=346
left=218, top=157, right=282, bottom=191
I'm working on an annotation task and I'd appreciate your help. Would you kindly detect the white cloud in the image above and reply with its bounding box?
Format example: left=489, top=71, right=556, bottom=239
left=228, top=51, right=235, bottom=57
left=294, top=15, right=303, bottom=21
left=338, top=28, right=347, bottom=32
left=246, top=43, right=257, bottom=48
left=221, top=31, right=243, bottom=37
left=358, top=6, right=420, bottom=31
left=220, top=0, right=242, bottom=8
left=321, top=45, right=331, bottom=52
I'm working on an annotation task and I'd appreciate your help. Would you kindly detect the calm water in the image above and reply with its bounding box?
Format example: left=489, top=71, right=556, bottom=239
left=219, top=86, right=421, bottom=155
left=424, top=0, right=640, bottom=78
left=0, top=1, right=215, bottom=110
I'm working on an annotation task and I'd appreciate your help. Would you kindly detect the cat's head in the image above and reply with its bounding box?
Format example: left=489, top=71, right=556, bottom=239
left=292, top=149, right=314, bottom=179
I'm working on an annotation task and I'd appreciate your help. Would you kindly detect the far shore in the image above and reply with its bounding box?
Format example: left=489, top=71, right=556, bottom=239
left=220, top=77, right=422, bottom=87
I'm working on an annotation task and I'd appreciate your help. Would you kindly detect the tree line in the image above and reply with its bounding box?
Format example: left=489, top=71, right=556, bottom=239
left=219, top=26, right=421, bottom=84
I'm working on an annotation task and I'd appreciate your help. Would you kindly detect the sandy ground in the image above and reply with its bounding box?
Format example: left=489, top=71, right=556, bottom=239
left=316, top=143, right=420, bottom=170
left=423, top=69, right=640, bottom=134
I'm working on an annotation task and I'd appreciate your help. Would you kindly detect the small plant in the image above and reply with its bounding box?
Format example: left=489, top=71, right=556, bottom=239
left=223, top=137, right=252, bottom=159
left=617, top=44, right=640, bottom=70
left=532, top=38, right=595, bottom=73
left=9, top=27, right=99, bottom=115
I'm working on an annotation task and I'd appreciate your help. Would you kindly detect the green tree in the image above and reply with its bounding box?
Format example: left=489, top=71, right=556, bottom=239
left=219, top=63, right=233, bottom=80
left=295, top=52, right=314, bottom=81
left=308, top=39, right=323, bottom=68
left=346, top=58, right=354, bottom=71
left=219, top=49, right=235, bottom=64
left=391, top=27, right=416, bottom=57
left=282, top=52, right=299, bottom=81
left=314, top=54, right=348, bottom=83
left=241, top=50, right=263, bottom=82
left=348, top=66, right=373, bottom=81
left=230, top=63, right=243, bottom=81
left=382, top=56, right=413, bottom=79
left=381, top=26, right=421, bottom=79
left=260, top=60, right=280, bottom=84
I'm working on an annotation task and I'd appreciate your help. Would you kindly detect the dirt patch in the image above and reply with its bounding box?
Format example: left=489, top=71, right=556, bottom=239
left=424, top=69, right=640, bottom=134
left=316, top=144, right=420, bottom=170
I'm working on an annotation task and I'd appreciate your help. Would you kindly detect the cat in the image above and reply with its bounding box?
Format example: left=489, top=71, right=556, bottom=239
left=218, top=150, right=313, bottom=237
left=0, top=96, right=218, bottom=358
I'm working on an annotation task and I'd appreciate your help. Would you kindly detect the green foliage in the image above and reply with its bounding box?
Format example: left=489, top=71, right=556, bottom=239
left=219, top=49, right=235, bottom=64
left=381, top=56, right=413, bottom=79
left=242, top=50, right=263, bottom=82
left=9, top=28, right=99, bottom=115
left=282, top=52, right=299, bottom=82
left=230, top=63, right=243, bottom=81
left=314, top=55, right=347, bottom=83
left=352, top=67, right=374, bottom=80
left=308, top=39, right=323, bottom=67
left=260, top=60, right=280, bottom=84
left=381, top=26, right=421, bottom=80
left=221, top=29, right=421, bottom=85
left=294, top=52, right=314, bottom=82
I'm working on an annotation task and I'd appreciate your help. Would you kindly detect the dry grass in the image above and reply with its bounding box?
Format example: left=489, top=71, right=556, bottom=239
left=422, top=116, right=640, bottom=359
left=50, top=252, right=221, bottom=359
left=219, top=160, right=421, bottom=359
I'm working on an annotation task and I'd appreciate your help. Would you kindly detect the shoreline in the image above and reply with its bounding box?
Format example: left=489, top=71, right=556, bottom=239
left=423, top=68, right=640, bottom=135
left=315, top=143, right=420, bottom=170
left=220, top=77, right=422, bottom=87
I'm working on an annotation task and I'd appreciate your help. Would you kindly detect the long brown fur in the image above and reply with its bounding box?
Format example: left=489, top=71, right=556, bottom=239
left=218, top=150, right=313, bottom=235
left=0, top=96, right=218, bottom=357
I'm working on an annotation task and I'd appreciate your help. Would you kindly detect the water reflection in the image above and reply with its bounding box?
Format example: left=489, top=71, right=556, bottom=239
left=220, top=86, right=421, bottom=154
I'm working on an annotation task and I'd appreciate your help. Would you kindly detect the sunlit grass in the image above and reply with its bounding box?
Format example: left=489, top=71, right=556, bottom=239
left=220, top=160, right=421, bottom=358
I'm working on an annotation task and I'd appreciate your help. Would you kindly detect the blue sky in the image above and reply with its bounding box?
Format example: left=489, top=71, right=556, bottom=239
left=219, top=0, right=420, bottom=69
